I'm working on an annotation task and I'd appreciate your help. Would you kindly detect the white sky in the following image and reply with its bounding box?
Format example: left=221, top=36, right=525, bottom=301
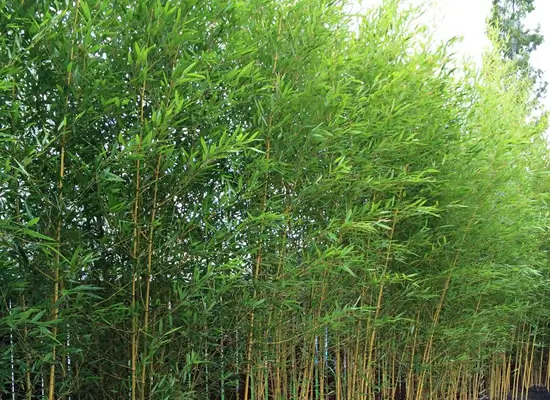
left=355, top=0, right=550, bottom=110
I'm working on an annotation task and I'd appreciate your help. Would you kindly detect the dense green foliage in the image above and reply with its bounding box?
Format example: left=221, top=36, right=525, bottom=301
left=0, top=0, right=549, bottom=399
left=489, top=0, right=547, bottom=98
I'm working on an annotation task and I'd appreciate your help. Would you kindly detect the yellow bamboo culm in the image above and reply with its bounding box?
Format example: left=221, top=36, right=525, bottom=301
left=512, top=328, right=523, bottom=400
left=504, top=352, right=512, bottom=400
left=389, top=349, right=397, bottom=400
left=524, top=333, right=535, bottom=398
left=522, top=337, right=530, bottom=399
left=494, top=358, right=500, bottom=400
left=319, top=332, right=326, bottom=400
left=406, top=313, right=420, bottom=400
left=140, top=153, right=162, bottom=400
left=449, top=366, right=459, bottom=400
left=49, top=3, right=81, bottom=399
left=335, top=342, right=342, bottom=400
left=282, top=331, right=289, bottom=400
left=538, top=346, right=544, bottom=386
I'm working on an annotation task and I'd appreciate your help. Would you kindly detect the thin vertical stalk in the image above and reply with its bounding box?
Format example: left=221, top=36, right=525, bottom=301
left=366, top=207, right=398, bottom=398
left=243, top=160, right=268, bottom=400
left=390, top=346, right=397, bottom=400
left=12, top=78, right=32, bottom=400
left=48, top=3, right=80, bottom=399
left=538, top=345, right=543, bottom=385
left=335, top=341, right=341, bottom=400
left=512, top=326, right=523, bottom=400
left=131, top=72, right=147, bottom=400
left=406, top=312, right=420, bottom=400
left=504, top=351, right=512, bottom=399
left=417, top=211, right=477, bottom=400
left=139, top=153, right=162, bottom=400
left=282, top=329, right=289, bottom=400
left=522, top=328, right=535, bottom=399
left=244, top=16, right=280, bottom=397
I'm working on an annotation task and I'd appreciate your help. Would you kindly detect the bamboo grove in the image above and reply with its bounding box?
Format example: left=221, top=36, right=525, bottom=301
left=1, top=0, right=550, bottom=399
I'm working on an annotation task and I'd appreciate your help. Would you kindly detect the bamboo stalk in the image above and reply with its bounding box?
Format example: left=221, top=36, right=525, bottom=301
left=319, top=331, right=326, bottom=400
left=366, top=208, right=399, bottom=399
left=390, top=347, right=397, bottom=400
left=21, top=295, right=33, bottom=400
left=244, top=95, right=274, bottom=400
left=450, top=364, right=460, bottom=400
left=538, top=345, right=543, bottom=386
left=12, top=81, right=32, bottom=400
left=496, top=354, right=502, bottom=398
left=131, top=70, right=148, bottom=400
left=243, top=245, right=262, bottom=400
left=302, top=344, right=312, bottom=400
left=350, top=326, right=360, bottom=399
left=512, top=327, right=523, bottom=400
left=273, top=337, right=281, bottom=400
left=335, top=341, right=342, bottom=400
left=244, top=14, right=282, bottom=398
left=523, top=329, right=535, bottom=399
left=504, top=351, right=512, bottom=400
left=417, top=211, right=478, bottom=400
left=522, top=328, right=530, bottom=395
left=416, top=268, right=452, bottom=400
left=48, top=4, right=80, bottom=399
left=139, top=153, right=162, bottom=400
left=292, top=337, right=298, bottom=400
left=500, top=352, right=507, bottom=400
left=282, top=330, right=289, bottom=400
left=406, top=313, right=420, bottom=400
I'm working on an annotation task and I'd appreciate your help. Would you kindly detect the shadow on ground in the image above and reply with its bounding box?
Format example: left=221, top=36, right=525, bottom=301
left=506, top=387, right=550, bottom=399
